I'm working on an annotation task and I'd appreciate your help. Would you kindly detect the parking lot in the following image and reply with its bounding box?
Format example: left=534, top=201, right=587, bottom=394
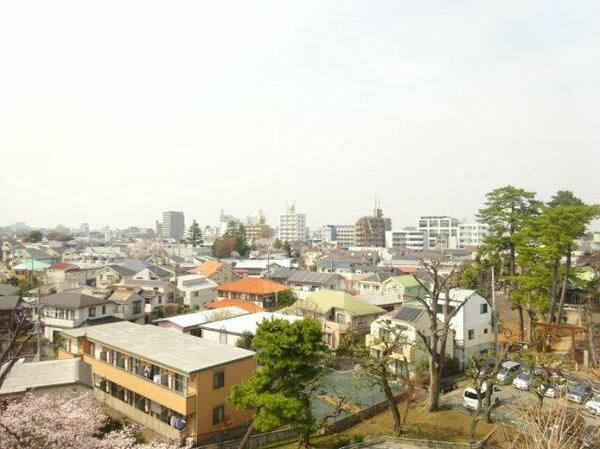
left=442, top=376, right=600, bottom=425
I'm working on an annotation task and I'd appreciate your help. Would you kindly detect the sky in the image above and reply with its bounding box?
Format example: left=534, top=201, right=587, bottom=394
left=1, top=1, right=599, bottom=231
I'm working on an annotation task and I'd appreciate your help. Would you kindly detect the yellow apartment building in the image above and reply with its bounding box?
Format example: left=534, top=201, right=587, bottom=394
left=59, top=321, right=256, bottom=444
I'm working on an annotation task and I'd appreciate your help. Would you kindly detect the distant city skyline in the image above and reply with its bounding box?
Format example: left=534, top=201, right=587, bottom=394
left=1, top=2, right=598, bottom=231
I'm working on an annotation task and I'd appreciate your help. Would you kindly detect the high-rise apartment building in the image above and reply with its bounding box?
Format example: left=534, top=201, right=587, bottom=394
left=354, top=206, right=391, bottom=248
left=418, top=215, right=460, bottom=249
left=279, top=204, right=307, bottom=243
left=162, top=211, right=185, bottom=240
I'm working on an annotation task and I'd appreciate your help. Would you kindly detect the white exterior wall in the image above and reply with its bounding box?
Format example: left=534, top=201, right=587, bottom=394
left=279, top=211, right=307, bottom=243
left=457, top=223, right=489, bottom=248
left=42, top=304, right=116, bottom=340
left=200, top=329, right=240, bottom=347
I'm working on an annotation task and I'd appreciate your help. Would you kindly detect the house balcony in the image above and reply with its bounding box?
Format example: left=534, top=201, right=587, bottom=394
left=94, top=389, right=187, bottom=441
left=82, top=354, right=195, bottom=416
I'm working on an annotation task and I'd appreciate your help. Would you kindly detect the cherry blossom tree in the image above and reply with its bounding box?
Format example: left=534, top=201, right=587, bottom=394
left=127, top=239, right=164, bottom=260
left=0, top=392, right=186, bottom=449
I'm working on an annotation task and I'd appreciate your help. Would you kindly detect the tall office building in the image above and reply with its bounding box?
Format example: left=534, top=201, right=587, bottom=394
left=162, top=211, right=185, bottom=240
left=279, top=204, right=307, bottom=243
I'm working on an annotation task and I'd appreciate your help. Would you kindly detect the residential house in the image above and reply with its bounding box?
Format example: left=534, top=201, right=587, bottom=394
left=216, top=278, right=288, bottom=311
left=204, top=299, right=264, bottom=314
left=405, top=288, right=493, bottom=365
left=95, top=264, right=137, bottom=287
left=283, top=290, right=386, bottom=349
left=381, top=275, right=427, bottom=302
left=40, top=292, right=120, bottom=341
left=117, top=278, right=179, bottom=314
left=199, top=312, right=303, bottom=347
left=0, top=358, right=92, bottom=399
left=352, top=272, right=391, bottom=295
left=59, top=321, right=256, bottom=443
left=175, top=275, right=218, bottom=308
left=231, top=259, right=294, bottom=278
left=187, top=260, right=237, bottom=284
left=46, top=262, right=98, bottom=292
left=133, top=265, right=173, bottom=281
left=154, top=307, right=248, bottom=336
left=366, top=306, right=453, bottom=374
left=283, top=271, right=344, bottom=299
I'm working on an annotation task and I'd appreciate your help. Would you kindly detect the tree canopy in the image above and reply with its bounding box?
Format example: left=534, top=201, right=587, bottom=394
left=229, top=317, right=329, bottom=448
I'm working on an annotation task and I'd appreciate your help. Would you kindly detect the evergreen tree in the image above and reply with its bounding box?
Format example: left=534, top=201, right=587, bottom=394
left=477, top=185, right=542, bottom=340
left=187, top=220, right=203, bottom=247
left=229, top=318, right=329, bottom=448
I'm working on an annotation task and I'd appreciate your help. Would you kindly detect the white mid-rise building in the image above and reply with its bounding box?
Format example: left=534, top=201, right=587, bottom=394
left=385, top=227, right=428, bottom=251
left=418, top=215, right=460, bottom=249
left=321, top=225, right=355, bottom=247
left=279, top=205, right=307, bottom=243
left=458, top=223, right=489, bottom=248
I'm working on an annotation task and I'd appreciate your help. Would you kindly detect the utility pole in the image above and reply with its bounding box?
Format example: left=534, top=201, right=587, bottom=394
left=491, top=265, right=499, bottom=357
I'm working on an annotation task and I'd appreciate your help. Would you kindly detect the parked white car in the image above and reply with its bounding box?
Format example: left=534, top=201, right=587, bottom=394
left=584, top=396, right=600, bottom=416
left=512, top=372, right=533, bottom=391
left=463, top=383, right=500, bottom=411
left=496, top=361, right=522, bottom=385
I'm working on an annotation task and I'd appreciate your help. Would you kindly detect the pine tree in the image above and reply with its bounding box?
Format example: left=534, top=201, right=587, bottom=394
left=187, top=220, right=203, bottom=247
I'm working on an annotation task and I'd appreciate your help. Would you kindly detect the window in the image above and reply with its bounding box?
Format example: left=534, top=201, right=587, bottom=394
left=213, top=370, right=225, bottom=389
left=133, top=301, right=142, bottom=314
left=483, top=328, right=488, bottom=334
left=468, top=329, right=475, bottom=340
left=480, top=304, right=488, bottom=314
left=102, top=305, right=106, bottom=315
left=88, top=307, right=96, bottom=317
left=212, top=405, right=225, bottom=425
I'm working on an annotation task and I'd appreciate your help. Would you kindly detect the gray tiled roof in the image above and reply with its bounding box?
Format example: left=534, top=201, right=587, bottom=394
left=287, top=271, right=340, bottom=285
left=107, top=264, right=136, bottom=277
left=41, top=292, right=111, bottom=309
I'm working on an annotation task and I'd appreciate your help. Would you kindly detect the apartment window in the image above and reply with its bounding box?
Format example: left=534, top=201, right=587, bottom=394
left=483, top=328, right=488, bottom=334
left=133, top=301, right=142, bottom=314
left=102, top=305, right=106, bottom=315
left=88, top=307, right=96, bottom=318
left=212, top=405, right=225, bottom=425
left=468, top=329, right=475, bottom=340
left=480, top=304, right=488, bottom=314
left=213, top=370, right=225, bottom=389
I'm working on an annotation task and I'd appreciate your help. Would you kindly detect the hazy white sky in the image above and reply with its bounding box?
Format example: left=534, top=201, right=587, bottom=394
left=1, top=1, right=599, bottom=230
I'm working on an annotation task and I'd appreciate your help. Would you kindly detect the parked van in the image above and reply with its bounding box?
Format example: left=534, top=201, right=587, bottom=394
left=496, top=361, right=521, bottom=385
left=463, top=383, right=500, bottom=411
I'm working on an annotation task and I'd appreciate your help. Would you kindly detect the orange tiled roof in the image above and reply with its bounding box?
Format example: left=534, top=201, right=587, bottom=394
left=216, top=278, right=287, bottom=296
left=187, top=260, right=223, bottom=276
left=205, top=299, right=264, bottom=313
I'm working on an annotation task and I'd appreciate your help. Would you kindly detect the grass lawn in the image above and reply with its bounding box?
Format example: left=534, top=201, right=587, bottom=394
left=266, top=400, right=502, bottom=449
